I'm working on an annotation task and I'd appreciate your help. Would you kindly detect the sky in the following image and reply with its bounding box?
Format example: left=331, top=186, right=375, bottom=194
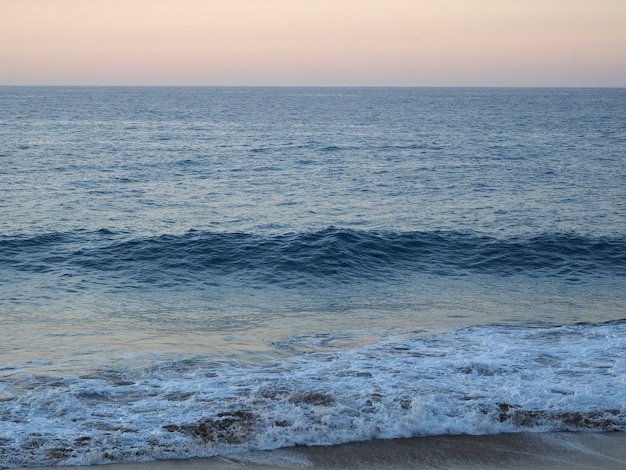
left=1, top=0, right=625, bottom=86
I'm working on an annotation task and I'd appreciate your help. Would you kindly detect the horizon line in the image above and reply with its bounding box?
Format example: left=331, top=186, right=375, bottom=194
left=1, top=84, right=625, bottom=89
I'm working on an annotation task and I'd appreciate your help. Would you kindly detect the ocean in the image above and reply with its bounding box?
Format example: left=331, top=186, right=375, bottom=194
left=1, top=87, right=625, bottom=468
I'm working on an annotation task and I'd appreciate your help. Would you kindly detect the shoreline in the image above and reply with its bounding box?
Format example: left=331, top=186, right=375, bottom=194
left=16, top=432, right=626, bottom=470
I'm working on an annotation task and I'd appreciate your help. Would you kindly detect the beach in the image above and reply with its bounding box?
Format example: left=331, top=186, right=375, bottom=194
left=17, top=433, right=626, bottom=470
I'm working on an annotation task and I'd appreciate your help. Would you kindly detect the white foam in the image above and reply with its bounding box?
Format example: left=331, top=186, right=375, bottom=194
left=1, top=322, right=625, bottom=468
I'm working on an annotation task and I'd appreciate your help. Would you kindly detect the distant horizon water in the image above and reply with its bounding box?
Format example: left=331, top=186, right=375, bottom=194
left=2, top=85, right=625, bottom=88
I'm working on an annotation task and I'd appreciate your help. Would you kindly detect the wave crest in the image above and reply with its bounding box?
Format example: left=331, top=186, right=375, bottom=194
left=2, top=228, right=624, bottom=287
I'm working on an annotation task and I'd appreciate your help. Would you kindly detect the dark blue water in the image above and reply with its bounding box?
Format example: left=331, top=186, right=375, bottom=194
left=2, top=228, right=625, bottom=288
left=1, top=87, right=625, bottom=467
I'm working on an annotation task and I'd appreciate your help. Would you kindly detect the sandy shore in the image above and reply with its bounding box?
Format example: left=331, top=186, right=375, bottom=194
left=18, top=432, right=626, bottom=470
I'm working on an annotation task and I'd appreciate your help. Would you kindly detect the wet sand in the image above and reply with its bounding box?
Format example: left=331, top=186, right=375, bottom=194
left=18, top=432, right=626, bottom=470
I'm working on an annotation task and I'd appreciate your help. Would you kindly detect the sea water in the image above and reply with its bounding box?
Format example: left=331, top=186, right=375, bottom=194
left=0, top=87, right=625, bottom=467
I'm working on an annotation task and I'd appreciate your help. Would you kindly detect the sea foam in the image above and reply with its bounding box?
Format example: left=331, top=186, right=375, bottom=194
left=1, top=322, right=624, bottom=467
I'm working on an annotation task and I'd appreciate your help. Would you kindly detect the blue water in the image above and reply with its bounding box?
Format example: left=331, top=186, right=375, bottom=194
left=1, top=87, right=625, bottom=467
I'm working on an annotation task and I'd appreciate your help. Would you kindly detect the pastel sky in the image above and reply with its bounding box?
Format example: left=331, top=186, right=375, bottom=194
left=2, top=0, right=625, bottom=86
